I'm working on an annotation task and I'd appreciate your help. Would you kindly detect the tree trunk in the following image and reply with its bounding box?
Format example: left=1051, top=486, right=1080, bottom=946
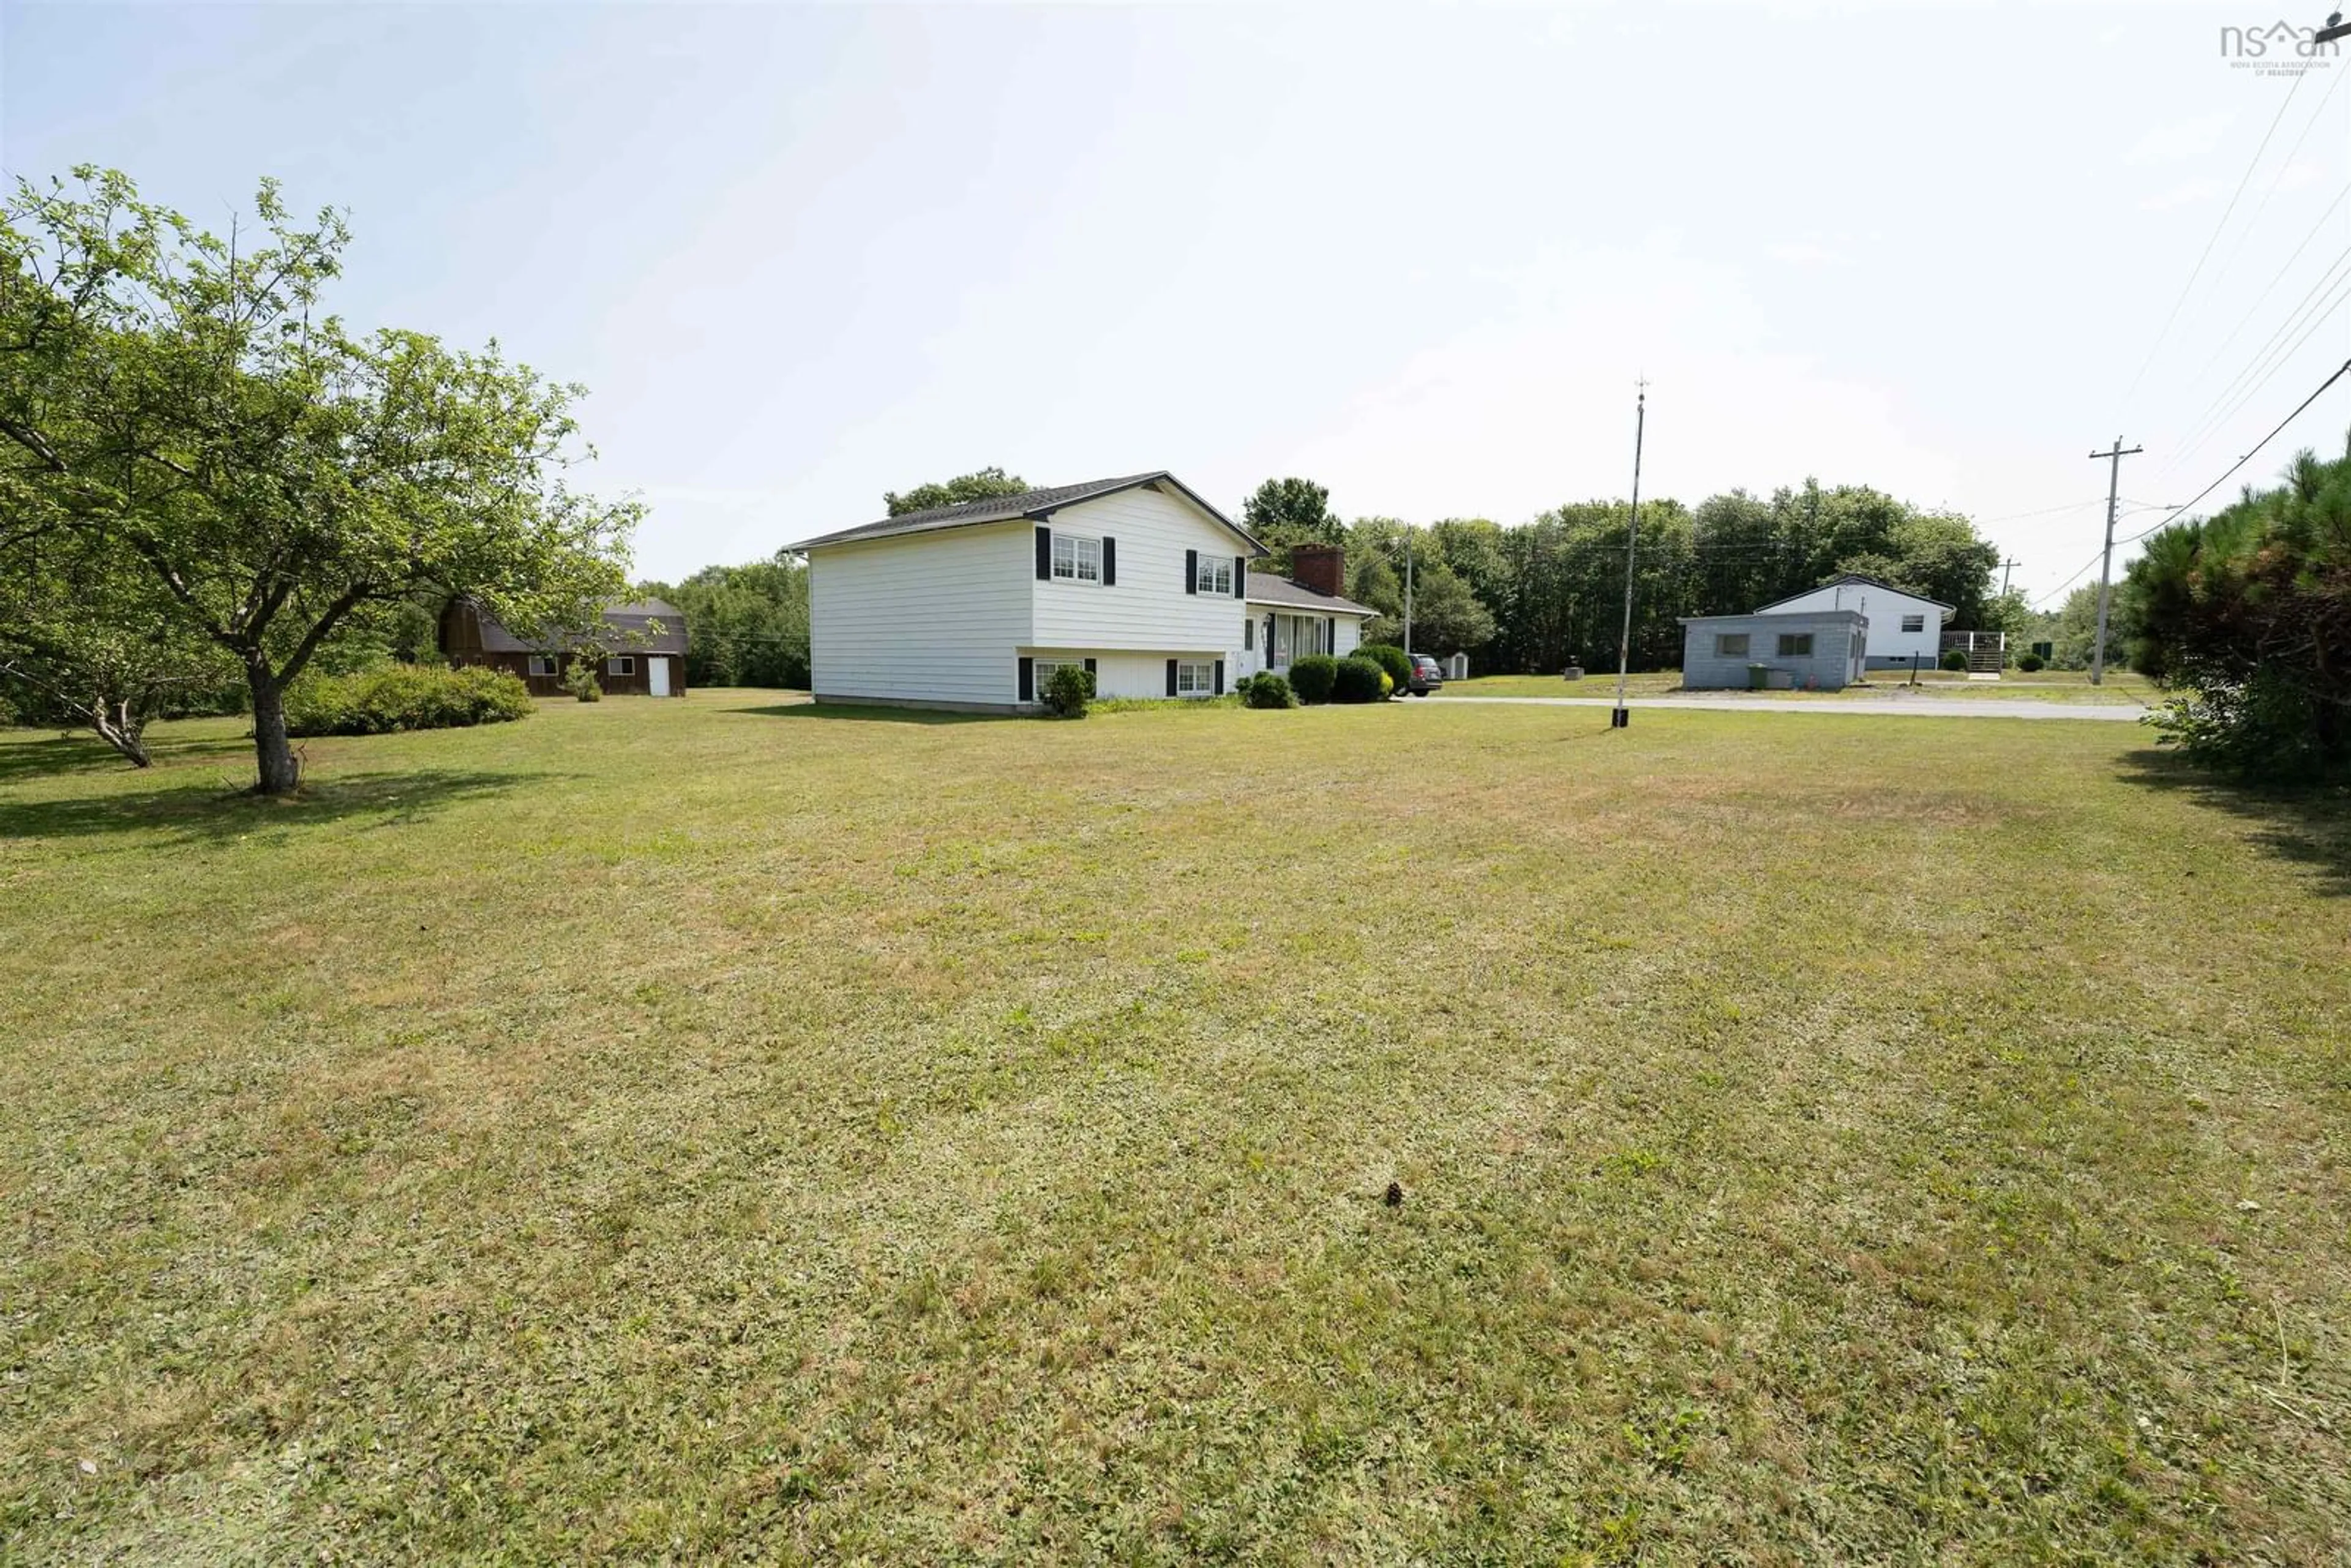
left=247, top=663, right=301, bottom=795
left=88, top=699, right=152, bottom=768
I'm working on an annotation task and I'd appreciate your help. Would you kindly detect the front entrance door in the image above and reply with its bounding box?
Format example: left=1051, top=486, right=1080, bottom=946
left=648, top=656, right=672, bottom=697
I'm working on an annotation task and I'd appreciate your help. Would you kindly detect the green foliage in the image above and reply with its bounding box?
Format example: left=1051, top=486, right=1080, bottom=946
left=561, top=659, right=602, bottom=702
left=1288, top=654, right=1338, bottom=705
left=2129, top=446, right=2351, bottom=780
left=884, top=467, right=1028, bottom=517
left=1359, top=644, right=1412, bottom=689
left=1940, top=649, right=1971, bottom=672
left=1332, top=655, right=1386, bottom=703
left=1242, top=478, right=1343, bottom=571
left=1238, top=672, right=1297, bottom=709
left=0, top=167, right=636, bottom=792
left=2016, top=651, right=2045, bottom=672
left=283, top=664, right=532, bottom=736
left=1041, top=662, right=1094, bottom=718
left=640, top=557, right=807, bottom=688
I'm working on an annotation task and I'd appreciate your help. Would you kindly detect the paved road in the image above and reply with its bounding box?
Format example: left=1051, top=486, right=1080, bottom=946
left=1423, top=694, right=2148, bottom=722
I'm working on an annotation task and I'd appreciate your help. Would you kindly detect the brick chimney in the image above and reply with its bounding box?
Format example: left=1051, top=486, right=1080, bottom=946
left=1289, top=543, right=1344, bottom=597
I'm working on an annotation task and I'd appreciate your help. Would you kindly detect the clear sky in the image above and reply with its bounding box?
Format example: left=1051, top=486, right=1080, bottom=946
left=6, top=1, right=2349, bottom=607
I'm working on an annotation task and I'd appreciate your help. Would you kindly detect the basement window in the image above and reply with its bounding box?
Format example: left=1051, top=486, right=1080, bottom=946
left=1176, top=661, right=1216, bottom=697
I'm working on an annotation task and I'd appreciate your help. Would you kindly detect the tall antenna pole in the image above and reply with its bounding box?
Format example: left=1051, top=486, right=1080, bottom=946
left=1611, top=378, right=1648, bottom=729
left=2087, top=435, right=2142, bottom=686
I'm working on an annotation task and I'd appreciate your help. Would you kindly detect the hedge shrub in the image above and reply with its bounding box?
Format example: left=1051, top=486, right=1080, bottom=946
left=1940, top=648, right=1971, bottom=672
left=1043, top=662, right=1095, bottom=718
left=1332, top=655, right=1387, bottom=703
left=2015, top=651, right=2045, bottom=672
left=1289, top=655, right=1338, bottom=704
left=285, top=664, right=534, bottom=737
left=1239, top=672, right=1297, bottom=709
left=563, top=660, right=602, bottom=702
left=1359, top=643, right=1412, bottom=691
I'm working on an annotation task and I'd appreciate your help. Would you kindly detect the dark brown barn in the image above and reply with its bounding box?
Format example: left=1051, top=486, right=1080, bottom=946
left=438, top=598, right=689, bottom=697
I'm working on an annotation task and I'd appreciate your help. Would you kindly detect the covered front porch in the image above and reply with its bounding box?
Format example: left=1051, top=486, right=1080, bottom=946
left=1240, top=609, right=1348, bottom=679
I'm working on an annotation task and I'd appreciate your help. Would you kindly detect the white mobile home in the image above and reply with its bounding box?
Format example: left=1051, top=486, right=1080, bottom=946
left=797, top=472, right=1342, bottom=711
left=1753, top=573, right=1951, bottom=670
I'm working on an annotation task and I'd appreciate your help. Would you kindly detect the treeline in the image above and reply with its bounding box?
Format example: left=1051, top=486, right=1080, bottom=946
left=1244, top=477, right=2019, bottom=674
left=2126, top=442, right=2351, bottom=780
left=638, top=558, right=811, bottom=689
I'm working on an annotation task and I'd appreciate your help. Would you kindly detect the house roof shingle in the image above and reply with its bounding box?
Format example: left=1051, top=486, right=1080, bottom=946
left=1753, top=572, right=1955, bottom=615
left=787, top=471, right=1264, bottom=553
left=1242, top=568, right=1380, bottom=618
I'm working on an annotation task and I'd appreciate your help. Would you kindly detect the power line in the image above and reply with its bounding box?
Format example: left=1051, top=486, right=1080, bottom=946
left=2121, top=355, right=2351, bottom=550
left=2124, top=72, right=2309, bottom=408
left=2164, top=185, right=2351, bottom=443
left=2162, top=259, right=2351, bottom=476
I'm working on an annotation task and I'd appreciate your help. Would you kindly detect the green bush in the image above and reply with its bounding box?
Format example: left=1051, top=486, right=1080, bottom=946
left=563, top=659, right=602, bottom=702
left=1940, top=649, right=1971, bottom=672
left=1332, top=655, right=1387, bottom=703
left=1359, top=643, right=1412, bottom=690
left=2015, top=651, right=2045, bottom=672
left=1239, top=672, right=1297, bottom=709
left=285, top=664, right=534, bottom=737
left=1042, top=662, right=1095, bottom=718
left=1288, top=655, right=1338, bottom=704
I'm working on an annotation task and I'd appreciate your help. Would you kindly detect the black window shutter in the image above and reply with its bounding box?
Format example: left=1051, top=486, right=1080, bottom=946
left=1327, top=617, right=1335, bottom=654
left=1234, top=555, right=1247, bottom=597
left=1213, top=659, right=1225, bottom=696
left=1035, top=527, right=1051, bottom=580
left=1101, top=538, right=1116, bottom=586
left=1183, top=548, right=1197, bottom=595
left=1082, top=657, right=1096, bottom=677
left=1165, top=658, right=1178, bottom=696
left=1243, top=619, right=1252, bottom=651
left=1018, top=656, right=1034, bottom=702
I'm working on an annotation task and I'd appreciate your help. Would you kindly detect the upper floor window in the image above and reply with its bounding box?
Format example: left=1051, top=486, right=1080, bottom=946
left=1194, top=554, right=1233, bottom=595
left=1900, top=614, right=1925, bottom=633
left=1052, top=534, right=1102, bottom=583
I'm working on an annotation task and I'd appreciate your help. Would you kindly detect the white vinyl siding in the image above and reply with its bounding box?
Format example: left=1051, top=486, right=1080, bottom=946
left=809, top=520, right=1034, bottom=705
left=1032, top=486, right=1248, bottom=658
left=1764, top=582, right=1943, bottom=666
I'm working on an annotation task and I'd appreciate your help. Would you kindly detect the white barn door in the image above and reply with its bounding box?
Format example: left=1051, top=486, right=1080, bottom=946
left=649, top=656, right=672, bottom=697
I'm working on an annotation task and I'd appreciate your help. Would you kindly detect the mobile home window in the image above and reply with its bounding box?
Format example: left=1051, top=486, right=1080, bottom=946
left=1715, top=633, right=1749, bottom=658
left=1900, top=613, right=1925, bottom=633
left=1194, top=554, right=1233, bottom=595
left=528, top=655, right=558, bottom=677
left=1051, top=533, right=1102, bottom=583
left=1777, top=633, right=1814, bottom=657
left=607, top=656, right=636, bottom=676
left=1176, top=660, right=1216, bottom=696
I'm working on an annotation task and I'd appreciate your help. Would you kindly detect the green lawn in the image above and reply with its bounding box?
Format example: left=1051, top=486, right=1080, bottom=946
left=4, top=692, right=2346, bottom=1563
left=1443, top=670, right=2159, bottom=705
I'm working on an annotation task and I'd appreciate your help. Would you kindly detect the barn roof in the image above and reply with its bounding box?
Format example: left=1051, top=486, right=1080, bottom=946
left=469, top=598, right=688, bottom=655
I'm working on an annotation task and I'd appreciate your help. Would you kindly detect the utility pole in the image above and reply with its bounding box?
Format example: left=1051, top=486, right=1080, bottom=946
left=2088, top=435, right=2142, bottom=686
left=1403, top=535, right=1414, bottom=658
left=1611, top=378, right=1648, bottom=729
left=2000, top=558, right=2020, bottom=597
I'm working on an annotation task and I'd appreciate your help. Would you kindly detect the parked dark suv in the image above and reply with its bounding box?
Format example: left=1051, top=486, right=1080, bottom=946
left=1401, top=653, right=1445, bottom=696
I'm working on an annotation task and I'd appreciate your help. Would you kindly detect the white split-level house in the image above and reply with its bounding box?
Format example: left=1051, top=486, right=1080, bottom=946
left=1753, top=572, right=1954, bottom=670
left=792, top=472, right=1379, bottom=712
